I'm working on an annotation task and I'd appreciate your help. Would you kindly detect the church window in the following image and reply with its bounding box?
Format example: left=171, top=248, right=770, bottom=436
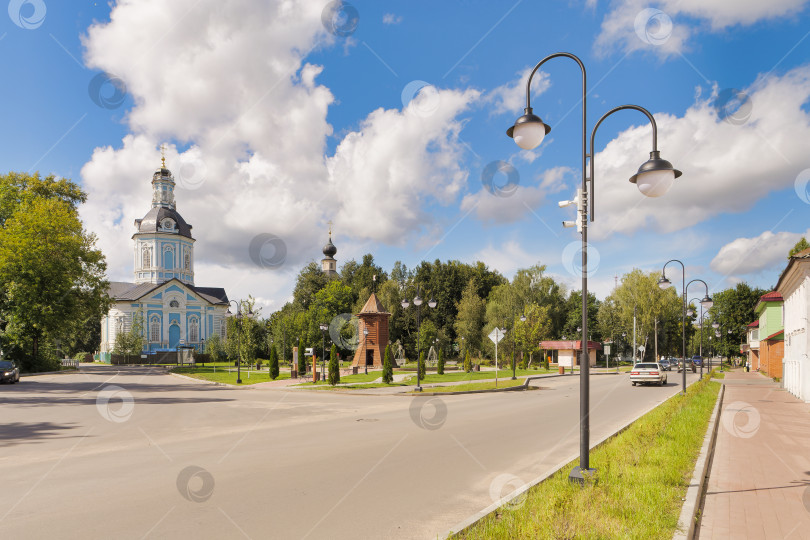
left=149, top=316, right=160, bottom=342
left=189, top=318, right=199, bottom=342
left=142, top=248, right=151, bottom=268
left=169, top=300, right=179, bottom=308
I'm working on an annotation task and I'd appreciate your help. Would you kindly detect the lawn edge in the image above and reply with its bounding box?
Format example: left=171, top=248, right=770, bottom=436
left=445, top=378, right=707, bottom=538
left=674, top=380, right=725, bottom=539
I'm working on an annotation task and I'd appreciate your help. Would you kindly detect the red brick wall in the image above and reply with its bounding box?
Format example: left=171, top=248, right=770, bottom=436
left=761, top=340, right=784, bottom=379
left=351, top=313, right=390, bottom=367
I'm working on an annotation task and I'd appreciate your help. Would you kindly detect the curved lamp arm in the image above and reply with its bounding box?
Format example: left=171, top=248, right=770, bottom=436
left=588, top=105, right=658, bottom=221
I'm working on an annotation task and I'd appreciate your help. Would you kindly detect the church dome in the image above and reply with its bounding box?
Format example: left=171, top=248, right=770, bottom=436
left=322, top=236, right=337, bottom=258
left=134, top=206, right=194, bottom=239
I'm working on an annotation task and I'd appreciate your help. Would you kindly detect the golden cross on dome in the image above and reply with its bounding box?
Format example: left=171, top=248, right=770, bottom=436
left=160, top=143, right=167, bottom=168
left=327, top=220, right=333, bottom=237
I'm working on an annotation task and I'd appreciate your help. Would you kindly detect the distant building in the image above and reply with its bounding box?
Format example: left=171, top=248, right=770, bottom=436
left=776, top=247, right=810, bottom=402
left=352, top=293, right=391, bottom=368
left=99, top=158, right=229, bottom=355
left=540, top=340, right=601, bottom=367
left=321, top=225, right=338, bottom=277
left=752, top=291, right=784, bottom=379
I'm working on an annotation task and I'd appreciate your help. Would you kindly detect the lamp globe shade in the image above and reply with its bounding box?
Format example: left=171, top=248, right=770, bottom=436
left=506, top=108, right=550, bottom=151
left=701, top=296, right=714, bottom=309
left=712, top=321, right=720, bottom=329
left=686, top=308, right=694, bottom=317
left=428, top=297, right=437, bottom=309
left=630, top=151, right=681, bottom=198
left=658, top=276, right=672, bottom=290
left=401, top=299, right=409, bottom=309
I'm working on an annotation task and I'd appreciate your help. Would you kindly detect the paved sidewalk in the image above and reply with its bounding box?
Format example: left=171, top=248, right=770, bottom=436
left=698, top=369, right=810, bottom=539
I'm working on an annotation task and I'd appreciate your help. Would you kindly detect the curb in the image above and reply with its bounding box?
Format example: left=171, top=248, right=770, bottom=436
left=673, top=381, right=725, bottom=540
left=20, top=368, right=79, bottom=377
left=445, top=377, right=703, bottom=538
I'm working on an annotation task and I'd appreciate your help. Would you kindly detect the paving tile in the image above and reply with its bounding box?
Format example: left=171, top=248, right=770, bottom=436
left=698, top=370, right=810, bottom=538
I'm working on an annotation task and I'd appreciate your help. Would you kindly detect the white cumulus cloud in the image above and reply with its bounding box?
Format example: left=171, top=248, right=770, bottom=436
left=710, top=229, right=810, bottom=278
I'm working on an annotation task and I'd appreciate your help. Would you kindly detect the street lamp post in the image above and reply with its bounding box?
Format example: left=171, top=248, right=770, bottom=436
left=506, top=52, right=680, bottom=485
left=401, top=288, right=436, bottom=392
left=687, top=298, right=705, bottom=379
left=659, top=266, right=712, bottom=394
left=363, top=326, right=369, bottom=375
left=227, top=299, right=253, bottom=384
left=319, top=323, right=328, bottom=383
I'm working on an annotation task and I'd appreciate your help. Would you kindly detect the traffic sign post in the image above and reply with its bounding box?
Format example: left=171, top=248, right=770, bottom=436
left=489, top=328, right=506, bottom=387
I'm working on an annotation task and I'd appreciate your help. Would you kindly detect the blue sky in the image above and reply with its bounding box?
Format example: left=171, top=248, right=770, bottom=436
left=2, top=0, right=810, bottom=313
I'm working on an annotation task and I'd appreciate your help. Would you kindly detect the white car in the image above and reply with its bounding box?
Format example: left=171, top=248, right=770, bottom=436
left=630, top=363, right=667, bottom=386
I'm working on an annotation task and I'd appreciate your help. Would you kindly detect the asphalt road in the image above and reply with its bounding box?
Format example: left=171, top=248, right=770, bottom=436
left=0, top=365, right=698, bottom=539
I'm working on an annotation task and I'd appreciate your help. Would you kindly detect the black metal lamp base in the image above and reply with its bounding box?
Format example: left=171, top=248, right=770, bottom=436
left=568, top=466, right=597, bottom=486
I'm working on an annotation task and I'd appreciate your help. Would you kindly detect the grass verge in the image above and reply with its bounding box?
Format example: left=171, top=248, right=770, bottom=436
left=410, top=379, right=526, bottom=394
left=171, top=366, right=291, bottom=385
left=295, top=382, right=411, bottom=391
left=711, top=370, right=725, bottom=379
left=456, top=377, right=720, bottom=540
left=404, top=369, right=553, bottom=384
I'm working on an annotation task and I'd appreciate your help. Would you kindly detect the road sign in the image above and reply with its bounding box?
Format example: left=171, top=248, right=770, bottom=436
left=305, top=347, right=314, bottom=356
left=638, top=345, right=646, bottom=352
left=604, top=345, right=611, bottom=355
left=488, top=328, right=506, bottom=344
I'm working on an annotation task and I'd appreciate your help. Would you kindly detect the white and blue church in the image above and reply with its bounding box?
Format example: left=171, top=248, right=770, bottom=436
left=99, top=158, right=229, bottom=356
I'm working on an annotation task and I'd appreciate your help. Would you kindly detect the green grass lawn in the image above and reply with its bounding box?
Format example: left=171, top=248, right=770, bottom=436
left=294, top=382, right=411, bottom=391
left=413, top=379, right=526, bottom=393
left=171, top=364, right=291, bottom=385
left=711, top=370, right=725, bottom=379
left=457, top=377, right=721, bottom=539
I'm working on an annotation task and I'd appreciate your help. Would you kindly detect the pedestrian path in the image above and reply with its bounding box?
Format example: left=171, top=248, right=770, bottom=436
left=698, top=370, right=810, bottom=539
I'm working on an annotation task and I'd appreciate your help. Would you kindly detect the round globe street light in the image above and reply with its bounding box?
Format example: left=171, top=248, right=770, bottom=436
left=659, top=262, right=712, bottom=394
left=402, top=288, right=436, bottom=391
left=687, top=297, right=707, bottom=379
left=506, top=52, right=681, bottom=487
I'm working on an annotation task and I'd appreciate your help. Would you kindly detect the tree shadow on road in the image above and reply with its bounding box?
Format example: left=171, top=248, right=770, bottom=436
left=0, top=421, right=83, bottom=448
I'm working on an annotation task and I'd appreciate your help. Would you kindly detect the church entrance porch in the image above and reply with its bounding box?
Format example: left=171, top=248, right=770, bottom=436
left=169, top=324, right=180, bottom=349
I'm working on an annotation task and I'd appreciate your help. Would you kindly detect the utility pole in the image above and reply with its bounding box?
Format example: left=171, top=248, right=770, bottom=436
left=654, top=318, right=658, bottom=362
left=633, top=305, right=637, bottom=364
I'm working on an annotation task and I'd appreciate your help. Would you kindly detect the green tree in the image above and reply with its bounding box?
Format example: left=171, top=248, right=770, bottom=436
left=112, top=310, right=145, bottom=362
left=0, top=177, right=108, bottom=371
left=269, top=343, right=279, bottom=379
left=437, top=347, right=444, bottom=375
left=454, top=279, right=486, bottom=357
left=418, top=350, right=426, bottom=379
left=382, top=344, right=393, bottom=384
left=788, top=237, right=810, bottom=258
left=205, top=333, right=225, bottom=362
left=328, top=343, right=340, bottom=385
left=464, top=350, right=472, bottom=373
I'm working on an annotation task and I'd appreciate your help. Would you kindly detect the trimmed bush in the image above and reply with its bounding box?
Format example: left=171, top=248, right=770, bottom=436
left=297, top=335, right=307, bottom=375
left=382, top=344, right=393, bottom=384
left=437, top=348, right=444, bottom=375
left=418, top=351, right=426, bottom=379
left=269, top=345, right=279, bottom=379
left=328, top=344, right=340, bottom=385
left=464, top=350, right=472, bottom=373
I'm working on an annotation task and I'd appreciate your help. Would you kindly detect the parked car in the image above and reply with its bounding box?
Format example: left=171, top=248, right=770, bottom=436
left=659, top=359, right=671, bottom=371
left=676, top=358, right=696, bottom=373
left=0, top=360, right=20, bottom=384
left=630, top=363, right=668, bottom=386
left=691, top=355, right=703, bottom=367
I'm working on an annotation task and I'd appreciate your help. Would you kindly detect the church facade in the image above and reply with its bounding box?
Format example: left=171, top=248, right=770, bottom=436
left=99, top=159, right=229, bottom=355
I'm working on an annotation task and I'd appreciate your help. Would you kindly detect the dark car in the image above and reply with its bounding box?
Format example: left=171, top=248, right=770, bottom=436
left=0, top=360, right=20, bottom=384
left=691, top=355, right=703, bottom=367
left=659, top=358, right=671, bottom=371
